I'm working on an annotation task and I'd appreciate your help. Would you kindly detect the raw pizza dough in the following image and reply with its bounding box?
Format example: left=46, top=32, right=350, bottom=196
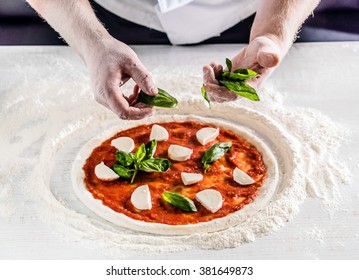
left=71, top=115, right=279, bottom=235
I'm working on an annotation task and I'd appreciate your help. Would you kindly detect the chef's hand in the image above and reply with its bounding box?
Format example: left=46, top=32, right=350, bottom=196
left=203, top=36, right=281, bottom=103
left=86, top=37, right=158, bottom=120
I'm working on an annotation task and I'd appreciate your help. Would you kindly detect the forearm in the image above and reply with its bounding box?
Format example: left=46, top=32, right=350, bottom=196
left=251, top=0, right=320, bottom=52
left=26, top=0, right=110, bottom=62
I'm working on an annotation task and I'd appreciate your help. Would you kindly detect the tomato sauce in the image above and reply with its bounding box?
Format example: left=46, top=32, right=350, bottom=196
left=83, top=121, right=266, bottom=225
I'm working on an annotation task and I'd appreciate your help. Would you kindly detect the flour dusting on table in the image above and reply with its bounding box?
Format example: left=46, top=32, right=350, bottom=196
left=0, top=55, right=351, bottom=258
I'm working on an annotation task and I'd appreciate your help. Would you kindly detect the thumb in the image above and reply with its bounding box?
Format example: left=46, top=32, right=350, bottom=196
left=256, top=40, right=281, bottom=68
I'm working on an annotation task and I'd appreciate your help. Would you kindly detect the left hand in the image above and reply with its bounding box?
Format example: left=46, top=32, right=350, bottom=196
left=203, top=36, right=282, bottom=103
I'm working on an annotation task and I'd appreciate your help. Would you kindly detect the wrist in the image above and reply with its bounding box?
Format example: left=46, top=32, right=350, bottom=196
left=81, top=32, right=114, bottom=66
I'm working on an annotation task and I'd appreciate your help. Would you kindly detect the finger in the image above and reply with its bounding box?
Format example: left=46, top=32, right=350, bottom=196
left=133, top=102, right=153, bottom=110
left=213, top=64, right=223, bottom=77
left=106, top=85, right=153, bottom=120
left=258, top=51, right=279, bottom=68
left=127, top=85, right=154, bottom=109
left=121, top=106, right=154, bottom=120
left=129, top=59, right=158, bottom=96
left=204, top=84, right=237, bottom=103
left=256, top=39, right=281, bottom=68
left=125, top=85, right=140, bottom=106
left=209, top=62, right=224, bottom=77
left=203, top=65, right=218, bottom=85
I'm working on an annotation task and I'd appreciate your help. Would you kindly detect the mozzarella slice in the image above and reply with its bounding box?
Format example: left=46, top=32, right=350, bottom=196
left=111, top=137, right=135, bottom=153
left=168, top=144, right=193, bottom=161
left=131, top=185, right=152, bottom=210
left=196, top=127, right=219, bottom=145
left=233, top=167, right=255, bottom=185
left=150, top=124, right=169, bottom=141
left=196, top=189, right=223, bottom=213
left=181, top=172, right=203, bottom=185
left=94, top=162, right=119, bottom=181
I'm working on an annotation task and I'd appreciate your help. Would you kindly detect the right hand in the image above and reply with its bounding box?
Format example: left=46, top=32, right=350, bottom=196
left=86, top=37, right=158, bottom=120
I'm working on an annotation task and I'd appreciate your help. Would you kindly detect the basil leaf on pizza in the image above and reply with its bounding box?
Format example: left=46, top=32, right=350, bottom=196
left=112, top=164, right=133, bottom=179
left=138, top=158, right=172, bottom=172
left=113, top=139, right=172, bottom=184
left=144, top=139, right=157, bottom=160
left=115, top=150, right=134, bottom=166
left=202, top=142, right=232, bottom=173
left=134, top=143, right=147, bottom=167
left=138, top=88, right=178, bottom=108
left=162, top=191, right=198, bottom=212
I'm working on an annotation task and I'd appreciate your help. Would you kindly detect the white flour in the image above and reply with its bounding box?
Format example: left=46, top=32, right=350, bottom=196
left=0, top=53, right=351, bottom=258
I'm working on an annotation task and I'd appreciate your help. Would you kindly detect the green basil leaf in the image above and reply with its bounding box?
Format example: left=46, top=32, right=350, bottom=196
left=203, top=162, right=211, bottom=173
left=115, top=150, right=134, bottom=166
left=112, top=164, right=133, bottom=179
left=137, top=88, right=178, bottom=108
left=200, top=58, right=259, bottom=105
left=201, top=142, right=232, bottom=173
left=220, top=69, right=258, bottom=81
left=162, top=191, right=197, bottom=212
left=233, top=68, right=258, bottom=78
left=138, top=158, right=172, bottom=172
left=115, top=139, right=173, bottom=184
left=218, top=79, right=260, bottom=101
left=144, top=139, right=157, bottom=160
left=134, top=143, right=146, bottom=166
left=225, top=58, right=232, bottom=72
left=219, top=79, right=256, bottom=94
left=201, top=84, right=211, bottom=108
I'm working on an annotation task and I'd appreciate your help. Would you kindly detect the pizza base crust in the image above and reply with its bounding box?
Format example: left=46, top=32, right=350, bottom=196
left=71, top=115, right=279, bottom=235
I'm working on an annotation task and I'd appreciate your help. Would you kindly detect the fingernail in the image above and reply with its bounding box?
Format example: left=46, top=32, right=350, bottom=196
left=150, top=87, right=158, bottom=95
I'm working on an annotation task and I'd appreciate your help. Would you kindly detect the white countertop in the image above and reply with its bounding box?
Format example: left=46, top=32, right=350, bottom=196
left=0, top=43, right=358, bottom=259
